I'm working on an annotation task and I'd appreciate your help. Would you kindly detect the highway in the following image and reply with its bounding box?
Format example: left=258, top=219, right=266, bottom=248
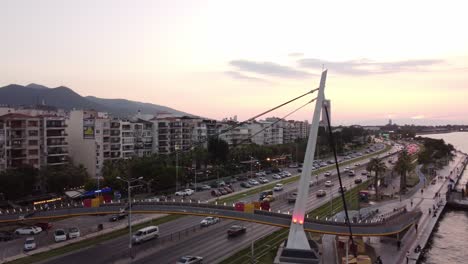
left=40, top=144, right=400, bottom=264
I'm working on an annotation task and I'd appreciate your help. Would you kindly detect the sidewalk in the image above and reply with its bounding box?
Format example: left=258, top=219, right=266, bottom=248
left=368, top=152, right=466, bottom=264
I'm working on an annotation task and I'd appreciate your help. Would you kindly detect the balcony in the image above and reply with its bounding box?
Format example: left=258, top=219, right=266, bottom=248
left=46, top=131, right=67, bottom=138
left=47, top=140, right=68, bottom=146
left=46, top=121, right=67, bottom=128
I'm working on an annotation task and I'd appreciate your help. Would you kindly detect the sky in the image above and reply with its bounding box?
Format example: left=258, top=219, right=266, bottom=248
left=1, top=0, right=468, bottom=125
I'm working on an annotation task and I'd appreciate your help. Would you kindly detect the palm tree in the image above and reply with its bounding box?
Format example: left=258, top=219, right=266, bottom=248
left=366, top=157, right=387, bottom=201
left=394, top=151, right=413, bottom=194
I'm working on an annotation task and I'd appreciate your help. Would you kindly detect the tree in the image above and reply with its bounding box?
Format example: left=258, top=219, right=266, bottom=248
left=40, top=164, right=88, bottom=193
left=394, top=151, right=413, bottom=193
left=207, top=137, right=229, bottom=163
left=366, top=157, right=387, bottom=201
left=0, top=166, right=37, bottom=200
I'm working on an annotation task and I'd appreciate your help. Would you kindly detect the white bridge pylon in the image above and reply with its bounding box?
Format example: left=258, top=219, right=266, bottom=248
left=286, top=70, right=327, bottom=250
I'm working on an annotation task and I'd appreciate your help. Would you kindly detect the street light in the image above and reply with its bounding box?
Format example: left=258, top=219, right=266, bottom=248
left=175, top=144, right=180, bottom=192
left=116, top=176, right=143, bottom=255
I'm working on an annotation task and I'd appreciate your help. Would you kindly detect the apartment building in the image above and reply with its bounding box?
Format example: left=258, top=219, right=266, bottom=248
left=152, top=116, right=195, bottom=154
left=0, top=113, right=68, bottom=172
left=218, top=122, right=251, bottom=145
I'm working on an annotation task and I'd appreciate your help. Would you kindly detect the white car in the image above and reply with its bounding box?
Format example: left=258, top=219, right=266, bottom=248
left=273, top=183, right=284, bottom=191
left=324, top=171, right=331, bottom=177
left=283, top=171, right=292, bottom=177
left=248, top=179, right=259, bottom=185
left=176, top=256, right=203, bottom=264
left=184, top=189, right=194, bottom=196
left=175, top=190, right=187, bottom=196
left=24, top=237, right=36, bottom=251
left=68, top=227, right=80, bottom=239
left=344, top=167, right=351, bottom=172
left=324, top=181, right=333, bottom=187
left=201, top=185, right=211, bottom=190
left=272, top=174, right=282, bottom=179
left=258, top=177, right=269, bottom=183
left=15, top=226, right=42, bottom=235
left=200, top=217, right=220, bottom=227
left=54, top=229, right=67, bottom=242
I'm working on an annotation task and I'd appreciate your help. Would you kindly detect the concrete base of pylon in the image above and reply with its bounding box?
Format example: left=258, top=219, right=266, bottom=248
left=274, top=239, right=321, bottom=264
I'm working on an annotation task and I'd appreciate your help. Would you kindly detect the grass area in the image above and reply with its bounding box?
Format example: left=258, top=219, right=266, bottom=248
left=6, top=215, right=182, bottom=264
left=220, top=182, right=371, bottom=264
left=8, top=145, right=391, bottom=264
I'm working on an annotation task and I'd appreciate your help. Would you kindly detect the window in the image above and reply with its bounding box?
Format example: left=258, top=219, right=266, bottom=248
left=28, top=140, right=38, bottom=146
left=28, top=130, right=39, bottom=137
left=28, top=149, right=38, bottom=155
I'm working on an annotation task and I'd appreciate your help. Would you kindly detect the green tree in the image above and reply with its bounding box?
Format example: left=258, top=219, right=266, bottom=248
left=394, top=151, right=413, bottom=193
left=0, top=166, right=37, bottom=200
left=40, top=164, right=88, bottom=193
left=366, top=157, right=387, bottom=201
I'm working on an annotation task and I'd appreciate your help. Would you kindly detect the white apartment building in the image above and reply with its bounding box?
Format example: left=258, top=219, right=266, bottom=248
left=218, top=122, right=251, bottom=145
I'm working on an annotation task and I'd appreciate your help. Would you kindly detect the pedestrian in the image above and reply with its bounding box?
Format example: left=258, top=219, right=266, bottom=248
left=410, top=199, right=413, bottom=207
left=406, top=250, right=410, bottom=264
left=421, top=189, right=424, bottom=195
left=415, top=223, right=418, bottom=233
left=397, top=240, right=401, bottom=250
left=376, top=256, right=383, bottom=264
left=429, top=208, right=431, bottom=215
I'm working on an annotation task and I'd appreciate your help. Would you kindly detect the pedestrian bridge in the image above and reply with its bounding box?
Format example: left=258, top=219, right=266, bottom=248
left=0, top=201, right=421, bottom=237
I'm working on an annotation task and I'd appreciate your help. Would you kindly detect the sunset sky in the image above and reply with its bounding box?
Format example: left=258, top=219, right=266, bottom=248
left=2, top=0, right=468, bottom=125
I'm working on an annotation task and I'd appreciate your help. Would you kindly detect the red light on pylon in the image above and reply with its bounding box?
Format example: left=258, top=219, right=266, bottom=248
left=299, top=220, right=304, bottom=224
left=293, top=218, right=297, bottom=223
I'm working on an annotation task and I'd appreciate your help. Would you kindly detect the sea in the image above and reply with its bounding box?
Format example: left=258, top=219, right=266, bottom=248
left=418, top=132, right=468, bottom=264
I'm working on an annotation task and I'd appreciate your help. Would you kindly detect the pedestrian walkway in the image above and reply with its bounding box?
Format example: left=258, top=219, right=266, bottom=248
left=368, top=152, right=466, bottom=264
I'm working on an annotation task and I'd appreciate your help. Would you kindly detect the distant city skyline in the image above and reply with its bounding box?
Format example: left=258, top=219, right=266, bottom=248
left=2, top=0, right=468, bottom=125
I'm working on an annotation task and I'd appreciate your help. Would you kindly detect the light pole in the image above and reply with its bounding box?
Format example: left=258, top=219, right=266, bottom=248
left=175, top=144, right=180, bottom=192
left=116, top=176, right=143, bottom=255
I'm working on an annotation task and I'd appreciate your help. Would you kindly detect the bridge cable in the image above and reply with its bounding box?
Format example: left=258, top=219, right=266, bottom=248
left=323, top=103, right=357, bottom=256
left=231, top=97, right=317, bottom=148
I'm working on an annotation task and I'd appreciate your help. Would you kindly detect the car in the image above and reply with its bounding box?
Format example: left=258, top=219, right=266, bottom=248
left=248, top=179, right=259, bottom=185
left=223, top=186, right=233, bottom=193
left=355, top=163, right=361, bottom=166
left=15, top=226, right=42, bottom=235
left=272, top=174, right=282, bottom=179
left=344, top=167, right=351, bottom=172
left=236, top=175, right=248, bottom=181
left=263, top=195, right=275, bottom=202
left=184, top=189, right=195, bottom=196
left=0, top=231, right=15, bottom=241
left=34, top=222, right=52, bottom=231
left=271, top=168, right=281, bottom=173
left=309, top=180, right=316, bottom=187
left=211, top=189, right=222, bottom=196
left=289, top=163, right=299, bottom=168
left=216, top=181, right=226, bottom=187
left=354, top=178, right=363, bottom=184
left=297, top=168, right=302, bottom=172
left=218, top=188, right=228, bottom=195
left=327, top=160, right=334, bottom=164
left=176, top=256, right=204, bottom=264
left=54, top=229, right=67, bottom=242
left=24, top=237, right=36, bottom=251
left=324, top=181, right=333, bottom=187
left=348, top=170, right=355, bottom=177
left=255, top=172, right=266, bottom=177
left=259, top=190, right=273, bottom=201
left=324, top=171, right=331, bottom=177
left=132, top=226, right=159, bottom=244
left=273, top=183, right=284, bottom=191
left=338, top=186, right=348, bottom=193
left=200, top=217, right=220, bottom=227
left=361, top=171, right=368, bottom=176
left=175, top=190, right=187, bottom=196
left=240, top=182, right=252, bottom=188
left=201, top=185, right=211, bottom=190
left=67, top=227, right=80, bottom=239
left=228, top=178, right=238, bottom=184
left=227, top=225, right=247, bottom=237
left=287, top=192, right=297, bottom=203
left=283, top=171, right=292, bottom=177
left=320, top=162, right=328, bottom=167
left=316, top=190, right=327, bottom=197
left=109, top=213, right=128, bottom=222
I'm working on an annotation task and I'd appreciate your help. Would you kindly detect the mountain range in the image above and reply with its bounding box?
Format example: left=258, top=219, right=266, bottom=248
left=0, top=83, right=193, bottom=117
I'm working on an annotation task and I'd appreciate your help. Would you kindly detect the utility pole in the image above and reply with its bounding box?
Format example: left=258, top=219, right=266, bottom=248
left=175, top=144, right=180, bottom=192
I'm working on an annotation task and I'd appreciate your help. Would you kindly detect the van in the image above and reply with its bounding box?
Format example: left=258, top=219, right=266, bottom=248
left=132, top=226, right=159, bottom=244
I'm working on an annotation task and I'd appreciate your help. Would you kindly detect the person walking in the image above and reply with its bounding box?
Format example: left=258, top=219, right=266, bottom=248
left=415, top=223, right=418, bottom=233
left=406, top=251, right=410, bottom=264
left=410, top=199, right=413, bottom=207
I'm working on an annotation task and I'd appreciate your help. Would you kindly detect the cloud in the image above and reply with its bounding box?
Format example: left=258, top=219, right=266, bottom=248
left=298, top=58, right=444, bottom=75
left=229, top=60, right=315, bottom=79
left=288, top=52, right=304, bottom=57
left=224, top=71, right=270, bottom=83
left=411, top=115, right=426, bottom=119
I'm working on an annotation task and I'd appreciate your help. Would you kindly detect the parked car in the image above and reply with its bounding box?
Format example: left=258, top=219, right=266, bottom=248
left=263, top=195, right=275, bottom=202
left=344, top=167, right=351, bottom=172
left=218, top=188, right=228, bottom=195
left=324, top=171, right=331, bottom=177
left=338, top=186, right=348, bottom=193
left=0, top=231, right=15, bottom=241
left=271, top=168, right=281, bottom=173
left=273, top=183, right=284, bottom=191
left=354, top=178, right=363, bottom=184
left=109, top=213, right=128, bottom=222
left=259, top=190, right=273, bottom=201
left=228, top=178, right=237, bottom=184
left=324, top=181, right=333, bottom=187
left=316, top=190, right=327, bottom=197
left=227, top=225, right=247, bottom=237
left=200, top=217, right=220, bottom=227
left=224, top=186, right=234, bottom=193
left=176, top=256, right=203, bottom=264
left=132, top=226, right=159, bottom=244
left=282, top=171, right=292, bottom=177
left=211, top=189, right=222, bottom=197
left=258, top=177, right=269, bottom=183
left=272, top=174, right=282, bottom=179
left=248, top=179, right=259, bottom=185
left=361, top=171, right=369, bottom=176
left=297, top=168, right=302, bottom=172
left=355, top=163, right=361, bottom=167
left=34, top=222, right=52, bottom=231
left=348, top=170, right=355, bottom=177
left=54, top=229, right=67, bottom=243
left=184, top=189, right=195, bottom=196
left=67, top=227, right=81, bottom=239
left=15, top=226, right=42, bottom=235
left=23, top=237, right=36, bottom=251
left=288, top=163, right=299, bottom=168
left=240, top=182, right=252, bottom=188
left=287, top=192, right=297, bottom=203
left=175, top=190, right=187, bottom=196
left=201, top=185, right=211, bottom=190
